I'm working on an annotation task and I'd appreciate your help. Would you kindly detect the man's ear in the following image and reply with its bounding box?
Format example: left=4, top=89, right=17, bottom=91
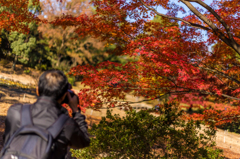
left=36, top=87, right=39, bottom=96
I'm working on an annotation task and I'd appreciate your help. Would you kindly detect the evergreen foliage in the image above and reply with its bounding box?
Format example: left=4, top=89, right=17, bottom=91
left=71, top=102, right=223, bottom=159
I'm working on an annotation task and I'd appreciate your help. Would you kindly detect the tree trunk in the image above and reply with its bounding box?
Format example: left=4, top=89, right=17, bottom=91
left=12, top=55, right=18, bottom=71
left=56, top=55, right=62, bottom=67
left=0, top=49, right=4, bottom=60
left=28, top=55, right=32, bottom=67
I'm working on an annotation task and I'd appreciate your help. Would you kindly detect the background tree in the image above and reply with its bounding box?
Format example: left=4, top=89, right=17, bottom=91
left=7, top=22, right=48, bottom=70
left=0, top=30, right=11, bottom=59
left=38, top=0, right=93, bottom=70
left=38, top=0, right=135, bottom=73
left=0, top=0, right=40, bottom=33
left=0, top=0, right=40, bottom=61
left=0, top=0, right=49, bottom=70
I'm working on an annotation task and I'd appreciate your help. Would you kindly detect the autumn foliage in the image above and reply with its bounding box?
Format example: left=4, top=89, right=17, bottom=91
left=2, top=0, right=240, bottom=126
left=0, top=0, right=40, bottom=33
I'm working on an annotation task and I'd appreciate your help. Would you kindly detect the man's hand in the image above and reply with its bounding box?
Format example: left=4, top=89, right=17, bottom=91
left=67, top=91, right=79, bottom=113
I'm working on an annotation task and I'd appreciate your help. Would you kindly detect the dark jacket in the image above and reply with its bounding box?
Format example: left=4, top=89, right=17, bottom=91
left=2, top=96, right=90, bottom=159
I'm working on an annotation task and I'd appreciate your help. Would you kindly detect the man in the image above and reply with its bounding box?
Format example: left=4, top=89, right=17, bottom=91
left=2, top=69, right=90, bottom=159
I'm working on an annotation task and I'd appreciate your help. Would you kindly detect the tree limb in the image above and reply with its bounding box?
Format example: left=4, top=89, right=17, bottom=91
left=181, top=0, right=240, bottom=55
left=94, top=88, right=240, bottom=110
left=139, top=0, right=240, bottom=55
left=193, top=63, right=240, bottom=85
left=185, top=0, right=234, bottom=42
left=138, top=0, right=210, bottom=31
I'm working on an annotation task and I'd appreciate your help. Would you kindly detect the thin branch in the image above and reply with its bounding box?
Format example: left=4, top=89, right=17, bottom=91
left=192, top=89, right=240, bottom=101
left=231, top=62, right=240, bottom=68
left=181, top=0, right=240, bottom=55
left=155, top=72, right=178, bottom=87
left=185, top=0, right=234, bottom=42
left=193, top=63, right=240, bottom=85
left=93, top=93, right=170, bottom=109
left=122, top=29, right=135, bottom=40
left=218, top=115, right=240, bottom=122
left=233, top=35, right=240, bottom=39
left=220, top=93, right=240, bottom=101
left=138, top=0, right=210, bottom=31
left=90, top=88, right=240, bottom=110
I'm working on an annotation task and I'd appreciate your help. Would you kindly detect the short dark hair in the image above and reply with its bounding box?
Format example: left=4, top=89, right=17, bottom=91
left=38, top=69, right=68, bottom=100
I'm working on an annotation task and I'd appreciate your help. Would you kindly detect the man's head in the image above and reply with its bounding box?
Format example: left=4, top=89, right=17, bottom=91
left=37, top=70, right=69, bottom=101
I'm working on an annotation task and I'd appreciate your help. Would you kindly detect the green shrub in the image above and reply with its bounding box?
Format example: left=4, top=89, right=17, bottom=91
left=71, top=102, right=223, bottom=159
left=217, top=119, right=240, bottom=133
left=55, top=60, right=72, bottom=72
left=35, top=64, right=47, bottom=71
left=67, top=75, right=75, bottom=86
left=24, top=69, right=31, bottom=74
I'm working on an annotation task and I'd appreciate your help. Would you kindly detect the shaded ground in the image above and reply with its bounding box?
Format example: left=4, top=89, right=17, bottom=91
left=217, top=146, right=240, bottom=159
left=0, top=62, right=41, bottom=83
left=215, top=128, right=240, bottom=157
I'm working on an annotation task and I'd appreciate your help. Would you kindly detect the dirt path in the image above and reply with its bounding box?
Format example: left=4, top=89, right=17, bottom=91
left=215, top=129, right=240, bottom=158
left=0, top=72, right=37, bottom=85
left=0, top=72, right=240, bottom=158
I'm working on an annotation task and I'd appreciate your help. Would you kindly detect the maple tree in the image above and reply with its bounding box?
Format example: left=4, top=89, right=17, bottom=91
left=0, top=0, right=40, bottom=59
left=66, top=0, right=240, bottom=126
left=0, top=0, right=40, bottom=33
left=0, top=0, right=48, bottom=67
left=2, top=0, right=240, bottom=126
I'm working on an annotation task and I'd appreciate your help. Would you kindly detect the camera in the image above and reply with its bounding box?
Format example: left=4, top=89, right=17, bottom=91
left=62, top=83, right=79, bottom=104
